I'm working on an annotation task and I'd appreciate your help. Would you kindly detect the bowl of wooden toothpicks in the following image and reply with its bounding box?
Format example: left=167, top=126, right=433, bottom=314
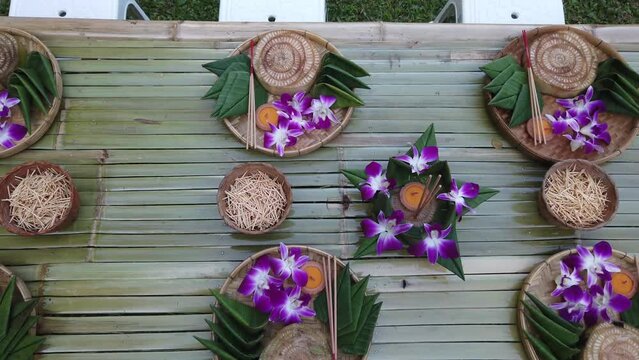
left=0, top=161, right=80, bottom=236
left=218, top=163, right=292, bottom=235
left=538, top=159, right=618, bottom=230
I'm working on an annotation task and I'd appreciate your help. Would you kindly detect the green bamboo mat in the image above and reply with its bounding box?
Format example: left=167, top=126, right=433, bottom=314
left=0, top=19, right=637, bottom=359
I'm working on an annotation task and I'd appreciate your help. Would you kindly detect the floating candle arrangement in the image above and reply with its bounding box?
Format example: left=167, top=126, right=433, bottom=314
left=611, top=270, right=637, bottom=298
left=256, top=103, right=279, bottom=131
left=399, top=182, right=427, bottom=211
left=301, top=261, right=325, bottom=295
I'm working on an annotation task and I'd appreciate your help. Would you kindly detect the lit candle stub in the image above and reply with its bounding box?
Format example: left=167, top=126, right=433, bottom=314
left=256, top=104, right=279, bottom=131
left=526, top=118, right=555, bottom=141
left=400, top=182, right=429, bottom=211
left=611, top=270, right=637, bottom=298
left=301, top=261, right=325, bottom=295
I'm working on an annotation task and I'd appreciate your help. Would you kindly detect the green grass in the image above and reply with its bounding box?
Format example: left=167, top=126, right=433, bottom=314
left=0, top=0, right=637, bottom=24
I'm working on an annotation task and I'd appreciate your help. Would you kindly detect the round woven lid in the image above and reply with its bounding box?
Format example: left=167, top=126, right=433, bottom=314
left=530, top=30, right=598, bottom=98
left=260, top=322, right=331, bottom=360
left=583, top=323, right=639, bottom=360
left=253, top=30, right=321, bottom=95
left=0, top=32, right=18, bottom=81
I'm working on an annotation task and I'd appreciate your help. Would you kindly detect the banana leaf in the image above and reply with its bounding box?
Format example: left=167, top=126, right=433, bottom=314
left=213, top=71, right=268, bottom=119
left=194, top=336, right=238, bottom=360
left=593, top=77, right=639, bottom=116
left=318, top=74, right=354, bottom=95
left=15, top=68, right=50, bottom=107
left=203, top=54, right=250, bottom=76
left=9, top=300, right=36, bottom=321
left=202, top=62, right=249, bottom=100
left=483, top=63, right=519, bottom=94
left=322, top=64, right=370, bottom=89
left=341, top=301, right=382, bottom=355
left=211, top=305, right=263, bottom=340
left=524, top=330, right=559, bottom=360
left=525, top=313, right=580, bottom=360
left=8, top=84, right=31, bottom=134
left=9, top=74, right=47, bottom=114
left=338, top=276, right=369, bottom=340
left=322, top=52, right=369, bottom=77
left=209, top=321, right=260, bottom=360
left=525, top=292, right=583, bottom=335
left=25, top=52, right=57, bottom=97
left=621, top=294, right=639, bottom=327
left=311, top=83, right=364, bottom=108
left=9, top=335, right=44, bottom=353
left=596, top=58, right=639, bottom=87
left=0, top=276, right=16, bottom=337
left=210, top=290, right=268, bottom=332
left=206, top=319, right=261, bottom=351
left=0, top=316, right=38, bottom=360
left=510, top=84, right=544, bottom=127
left=488, top=71, right=526, bottom=110
left=337, top=293, right=379, bottom=347
left=480, top=55, right=519, bottom=79
left=336, top=264, right=353, bottom=332
left=0, top=300, right=37, bottom=351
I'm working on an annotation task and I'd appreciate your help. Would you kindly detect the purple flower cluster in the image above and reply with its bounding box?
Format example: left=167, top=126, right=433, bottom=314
left=550, top=241, right=631, bottom=326
left=546, top=86, right=611, bottom=154
left=237, top=243, right=316, bottom=325
left=0, top=89, right=25, bottom=149
left=264, top=91, right=337, bottom=156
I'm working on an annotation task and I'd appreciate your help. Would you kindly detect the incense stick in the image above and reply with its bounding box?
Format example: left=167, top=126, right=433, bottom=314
left=247, top=39, right=256, bottom=149
left=333, top=256, right=337, bottom=360
left=522, top=30, right=546, bottom=146
left=413, top=174, right=442, bottom=218
left=322, top=257, right=335, bottom=358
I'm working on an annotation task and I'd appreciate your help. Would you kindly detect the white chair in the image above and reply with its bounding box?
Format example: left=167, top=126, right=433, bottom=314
left=433, top=0, right=565, bottom=24
left=9, top=0, right=150, bottom=20
left=219, top=0, right=326, bottom=22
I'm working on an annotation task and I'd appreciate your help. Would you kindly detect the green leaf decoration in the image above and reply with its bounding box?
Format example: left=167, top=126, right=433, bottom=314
left=0, top=316, right=38, bottom=360
left=8, top=85, right=32, bottom=134
left=25, top=51, right=57, bottom=97
left=524, top=313, right=580, bottom=360
left=311, top=83, right=364, bottom=108
left=322, top=52, right=370, bottom=78
left=322, top=64, right=370, bottom=89
left=210, top=290, right=268, bottom=332
left=16, top=68, right=50, bottom=107
left=318, top=73, right=357, bottom=96
left=338, top=293, right=379, bottom=346
left=336, top=264, right=353, bottom=332
left=9, top=300, right=37, bottom=321
left=210, top=305, right=261, bottom=341
left=9, top=73, right=47, bottom=114
left=6, top=336, right=45, bottom=360
left=510, top=84, right=540, bottom=127
left=525, top=292, right=583, bottom=335
left=209, top=321, right=260, bottom=360
left=341, top=301, right=382, bottom=355
left=523, top=330, right=560, bottom=360
left=0, top=301, right=37, bottom=358
left=593, top=88, right=639, bottom=117
left=203, top=54, right=250, bottom=76
left=202, top=62, right=249, bottom=100
left=483, top=63, right=520, bottom=94
left=433, top=209, right=465, bottom=280
left=206, top=318, right=262, bottom=350
left=340, top=169, right=366, bottom=189
left=371, top=192, right=393, bottom=217
left=194, top=336, right=238, bottom=360
left=593, top=77, right=639, bottom=117
left=413, top=123, right=438, bottom=149
left=215, top=71, right=250, bottom=118
left=479, top=55, right=519, bottom=79
left=352, top=237, right=378, bottom=258
left=339, top=276, right=370, bottom=337
left=462, top=185, right=500, bottom=216
left=313, top=288, right=328, bottom=323
left=386, top=124, right=437, bottom=187
left=488, top=71, right=526, bottom=110
left=621, top=293, right=639, bottom=327
left=596, top=58, right=639, bottom=87
left=0, top=276, right=16, bottom=338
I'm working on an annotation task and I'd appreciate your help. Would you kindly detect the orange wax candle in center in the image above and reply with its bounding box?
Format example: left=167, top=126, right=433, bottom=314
left=256, top=104, right=279, bottom=131
left=526, top=118, right=555, bottom=141
left=400, top=182, right=428, bottom=211
left=611, top=270, right=637, bottom=298
left=301, top=261, right=325, bottom=295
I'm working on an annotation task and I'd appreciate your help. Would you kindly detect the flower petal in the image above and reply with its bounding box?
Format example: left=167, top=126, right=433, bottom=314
left=407, top=240, right=427, bottom=257
left=421, top=146, right=439, bottom=162
left=359, top=184, right=376, bottom=201
left=292, top=268, right=308, bottom=287
left=365, top=161, right=383, bottom=177
left=592, top=241, right=612, bottom=259
left=609, top=294, right=632, bottom=313
left=376, top=233, right=403, bottom=255
left=459, top=182, right=479, bottom=199
left=361, top=218, right=385, bottom=238
left=439, top=239, right=459, bottom=259
left=254, top=293, right=273, bottom=313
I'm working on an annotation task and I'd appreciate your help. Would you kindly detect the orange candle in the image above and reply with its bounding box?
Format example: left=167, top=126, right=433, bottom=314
left=400, top=182, right=428, bottom=211
left=256, top=104, right=279, bottom=131
left=526, top=118, right=555, bottom=141
left=301, top=261, right=325, bottom=295
left=611, top=270, right=637, bottom=298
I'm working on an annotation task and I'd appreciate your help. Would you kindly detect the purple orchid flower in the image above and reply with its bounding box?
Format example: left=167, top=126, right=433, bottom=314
left=273, top=92, right=311, bottom=116
left=269, top=243, right=309, bottom=287
left=303, top=95, right=337, bottom=129
left=237, top=255, right=283, bottom=313
left=277, top=110, right=315, bottom=131
left=268, top=286, right=315, bottom=325
left=407, top=223, right=459, bottom=264
left=264, top=117, right=304, bottom=157
left=564, top=133, right=604, bottom=154
left=437, top=179, right=479, bottom=217
left=556, top=86, right=605, bottom=120
left=361, top=210, right=412, bottom=255
left=574, top=242, right=621, bottom=287
left=0, top=90, right=20, bottom=118
left=550, top=285, right=592, bottom=324
left=575, top=113, right=611, bottom=145
left=552, top=261, right=582, bottom=297
left=0, top=121, right=27, bottom=149
left=394, top=145, right=439, bottom=174
left=585, top=282, right=632, bottom=325
left=545, top=111, right=578, bottom=135
left=359, top=161, right=395, bottom=201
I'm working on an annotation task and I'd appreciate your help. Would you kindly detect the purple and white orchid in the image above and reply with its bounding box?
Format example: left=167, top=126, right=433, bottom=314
left=278, top=110, right=315, bottom=131
left=407, top=223, right=458, bottom=264
left=273, top=91, right=311, bottom=116
left=264, top=117, right=304, bottom=157
left=361, top=210, right=412, bottom=255
left=572, top=113, right=612, bottom=145
left=437, top=179, right=479, bottom=217
left=359, top=161, right=395, bottom=201
left=551, top=285, right=592, bottom=324
left=0, top=121, right=27, bottom=149
left=585, top=281, right=632, bottom=325
left=573, top=242, right=621, bottom=287
left=303, top=95, right=337, bottom=129
left=545, top=111, right=578, bottom=135
left=552, top=261, right=582, bottom=297
left=0, top=90, right=20, bottom=118
left=237, top=256, right=283, bottom=313
left=564, top=133, right=604, bottom=154
left=268, top=286, right=316, bottom=325
left=269, top=243, right=309, bottom=287
left=394, top=145, right=439, bottom=174
left=556, top=86, right=605, bottom=121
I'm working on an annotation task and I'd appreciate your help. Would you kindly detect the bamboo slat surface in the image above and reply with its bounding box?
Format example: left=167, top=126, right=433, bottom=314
left=0, top=19, right=637, bottom=359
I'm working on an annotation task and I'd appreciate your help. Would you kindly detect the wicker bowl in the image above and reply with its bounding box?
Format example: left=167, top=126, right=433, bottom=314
left=0, top=27, right=63, bottom=159
left=0, top=161, right=80, bottom=236
left=517, top=248, right=637, bottom=360
left=538, top=159, right=618, bottom=231
left=217, top=163, right=292, bottom=235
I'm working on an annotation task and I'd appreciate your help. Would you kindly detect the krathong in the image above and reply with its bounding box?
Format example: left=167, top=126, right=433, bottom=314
left=0, top=121, right=27, bottom=149
left=341, top=124, right=499, bottom=279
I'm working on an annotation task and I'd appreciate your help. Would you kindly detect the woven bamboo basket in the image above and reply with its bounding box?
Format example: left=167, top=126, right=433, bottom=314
left=0, top=161, right=80, bottom=236
left=217, top=163, right=292, bottom=235
left=485, top=25, right=639, bottom=164
left=0, top=264, right=36, bottom=335
left=223, top=29, right=355, bottom=157
left=538, top=159, right=618, bottom=230
left=517, top=248, right=637, bottom=360
left=214, top=246, right=366, bottom=360
left=582, top=322, right=639, bottom=360
left=0, top=28, right=63, bottom=159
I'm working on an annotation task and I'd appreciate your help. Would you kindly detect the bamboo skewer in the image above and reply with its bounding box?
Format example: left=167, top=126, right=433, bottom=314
left=522, top=30, right=547, bottom=146
left=413, top=174, right=442, bottom=219
left=322, top=257, right=336, bottom=360
left=247, top=39, right=257, bottom=150
left=333, top=256, right=337, bottom=360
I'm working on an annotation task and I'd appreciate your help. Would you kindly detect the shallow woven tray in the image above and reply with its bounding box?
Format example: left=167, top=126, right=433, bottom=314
left=217, top=163, right=292, bottom=235
left=517, top=248, right=637, bottom=360
left=538, top=159, right=618, bottom=231
left=223, top=29, right=354, bottom=157
left=0, top=27, right=63, bottom=159
left=216, top=246, right=366, bottom=360
left=0, top=161, right=80, bottom=236
left=582, top=322, right=639, bottom=360
left=485, top=25, right=639, bottom=164
left=0, top=264, right=36, bottom=335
